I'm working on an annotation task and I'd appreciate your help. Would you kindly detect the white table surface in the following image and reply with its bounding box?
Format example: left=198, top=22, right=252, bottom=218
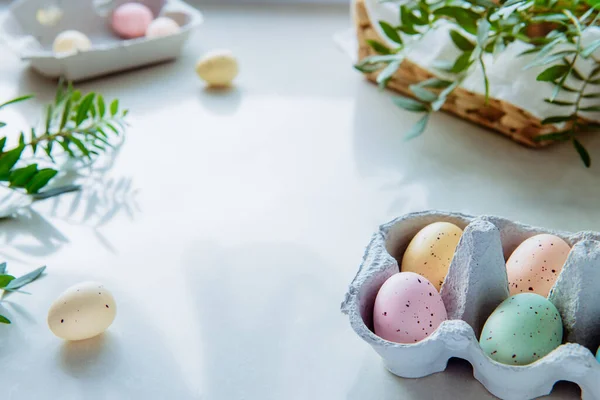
left=0, top=2, right=596, bottom=399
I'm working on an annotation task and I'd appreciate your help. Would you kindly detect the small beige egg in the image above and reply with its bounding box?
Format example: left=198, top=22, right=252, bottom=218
left=47, top=281, right=116, bottom=341
left=146, top=17, right=180, bottom=38
left=401, top=222, right=463, bottom=291
left=53, top=30, right=92, bottom=55
left=195, top=50, right=239, bottom=87
left=36, top=6, right=63, bottom=26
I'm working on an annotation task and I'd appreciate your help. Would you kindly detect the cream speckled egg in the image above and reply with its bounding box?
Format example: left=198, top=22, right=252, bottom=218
left=146, top=17, right=180, bottom=38
left=52, top=30, right=92, bottom=55
left=195, top=50, right=239, bottom=87
left=48, top=282, right=116, bottom=341
left=506, top=234, right=571, bottom=296
left=401, top=222, right=463, bottom=291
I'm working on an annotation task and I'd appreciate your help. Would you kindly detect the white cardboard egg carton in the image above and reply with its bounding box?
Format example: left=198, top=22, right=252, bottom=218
left=341, top=211, right=600, bottom=400
left=0, top=0, right=203, bottom=81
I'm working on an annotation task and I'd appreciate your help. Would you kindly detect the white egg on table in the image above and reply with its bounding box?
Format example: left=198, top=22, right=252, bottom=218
left=52, top=30, right=92, bottom=55
left=195, top=49, right=239, bottom=87
left=47, top=281, right=116, bottom=341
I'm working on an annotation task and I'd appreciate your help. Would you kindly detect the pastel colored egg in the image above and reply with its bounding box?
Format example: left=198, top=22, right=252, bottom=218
left=195, top=50, right=239, bottom=87
left=506, top=234, right=571, bottom=296
left=146, top=17, right=180, bottom=38
left=111, top=2, right=154, bottom=39
left=53, top=30, right=92, bottom=55
left=47, top=281, right=116, bottom=341
left=401, top=222, right=463, bottom=291
left=373, top=272, right=448, bottom=344
left=480, top=293, right=563, bottom=365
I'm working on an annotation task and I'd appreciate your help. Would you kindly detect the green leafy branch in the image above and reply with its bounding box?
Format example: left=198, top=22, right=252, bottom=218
left=0, top=262, right=46, bottom=324
left=0, top=81, right=128, bottom=194
left=356, top=0, right=600, bottom=167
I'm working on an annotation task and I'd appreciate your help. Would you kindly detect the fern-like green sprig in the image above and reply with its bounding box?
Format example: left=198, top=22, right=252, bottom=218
left=356, top=0, right=600, bottom=167
left=0, top=81, right=128, bottom=194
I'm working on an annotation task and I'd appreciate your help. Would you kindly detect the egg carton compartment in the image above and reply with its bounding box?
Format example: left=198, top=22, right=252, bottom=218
left=340, top=211, right=600, bottom=400
left=0, top=0, right=203, bottom=81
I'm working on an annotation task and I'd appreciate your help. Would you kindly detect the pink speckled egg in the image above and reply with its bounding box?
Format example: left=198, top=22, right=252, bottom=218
left=506, top=234, right=571, bottom=297
left=111, top=2, right=154, bottom=39
left=373, top=272, right=448, bottom=344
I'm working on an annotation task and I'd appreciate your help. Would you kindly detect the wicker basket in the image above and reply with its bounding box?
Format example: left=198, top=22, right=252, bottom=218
left=354, top=0, right=575, bottom=148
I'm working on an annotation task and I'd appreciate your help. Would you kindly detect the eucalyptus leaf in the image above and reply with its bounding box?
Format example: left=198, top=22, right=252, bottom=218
left=533, top=131, right=571, bottom=142
left=451, top=51, right=473, bottom=73
left=450, top=30, right=475, bottom=51
left=541, top=115, right=573, bottom=124
left=0, top=315, right=11, bottom=324
left=366, top=39, right=392, bottom=55
left=392, top=96, right=428, bottom=112
left=404, top=113, right=430, bottom=140
left=25, top=169, right=58, bottom=194
left=410, top=86, right=438, bottom=102
left=582, top=39, right=600, bottom=58
left=4, top=266, right=46, bottom=291
left=377, top=59, right=403, bottom=89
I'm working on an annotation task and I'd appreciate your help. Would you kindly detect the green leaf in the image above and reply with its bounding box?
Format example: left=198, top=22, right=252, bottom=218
left=0, top=137, right=5, bottom=154
left=398, top=24, right=419, bottom=35
left=0, top=275, right=15, bottom=288
left=366, top=39, right=392, bottom=55
left=525, top=50, right=577, bottom=69
left=479, top=57, right=489, bottom=102
left=580, top=106, right=600, bottom=112
left=0, top=146, right=25, bottom=178
left=25, top=169, right=58, bottom=194
left=449, top=30, right=475, bottom=51
left=377, top=59, right=403, bottom=89
left=433, top=7, right=480, bottom=34
left=59, top=99, right=72, bottom=131
left=110, top=99, right=119, bottom=116
left=75, top=93, right=95, bottom=126
left=379, top=21, right=403, bottom=45
left=122, top=109, right=129, bottom=117
left=582, top=39, right=600, bottom=58
left=45, top=105, right=53, bottom=134
left=97, top=95, right=106, bottom=117
left=450, top=51, right=473, bottom=73
left=392, top=96, right=428, bottom=112
left=543, top=99, right=575, bottom=105
left=0, top=315, right=11, bottom=324
left=541, top=115, right=573, bottom=124
left=573, top=138, right=591, bottom=168
left=404, top=113, right=430, bottom=140
left=0, top=122, right=5, bottom=128
left=4, top=266, right=46, bottom=291
left=583, top=93, right=600, bottom=98
left=536, top=65, right=569, bottom=82
left=105, top=122, right=120, bottom=136
left=0, top=95, right=34, bottom=110
left=414, top=78, right=453, bottom=89
left=71, top=90, right=81, bottom=102
left=69, top=137, right=91, bottom=158
left=477, top=19, right=490, bottom=48
left=30, top=128, right=38, bottom=155
left=18, top=132, right=25, bottom=146
left=533, top=131, right=571, bottom=142
left=530, top=13, right=569, bottom=23
left=410, top=86, right=438, bottom=102
left=9, top=164, right=38, bottom=188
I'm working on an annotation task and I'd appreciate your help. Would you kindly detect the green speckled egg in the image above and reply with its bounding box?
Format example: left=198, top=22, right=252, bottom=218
left=479, top=293, right=563, bottom=366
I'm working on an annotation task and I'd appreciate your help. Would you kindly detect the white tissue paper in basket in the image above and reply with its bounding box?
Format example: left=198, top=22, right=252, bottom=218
left=336, top=0, right=600, bottom=124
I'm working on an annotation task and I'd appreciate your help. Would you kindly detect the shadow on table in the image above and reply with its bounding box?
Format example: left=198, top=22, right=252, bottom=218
left=183, top=240, right=354, bottom=399
left=351, top=82, right=600, bottom=228
left=348, top=356, right=580, bottom=399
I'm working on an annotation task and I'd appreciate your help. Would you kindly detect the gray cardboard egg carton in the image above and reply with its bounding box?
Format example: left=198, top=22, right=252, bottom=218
left=0, top=0, right=203, bottom=81
left=341, top=211, right=600, bottom=400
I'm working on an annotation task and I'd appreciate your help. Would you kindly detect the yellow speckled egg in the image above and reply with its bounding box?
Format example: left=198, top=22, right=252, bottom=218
left=48, top=281, right=116, bottom=341
left=506, top=234, right=571, bottom=296
left=401, top=222, right=463, bottom=291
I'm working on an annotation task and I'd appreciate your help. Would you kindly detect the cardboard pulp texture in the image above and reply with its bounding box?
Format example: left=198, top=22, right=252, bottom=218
left=0, top=0, right=203, bottom=81
left=341, top=211, right=600, bottom=400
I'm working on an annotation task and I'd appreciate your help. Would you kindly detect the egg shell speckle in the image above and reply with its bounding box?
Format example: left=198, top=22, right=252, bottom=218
left=506, top=234, right=571, bottom=297
left=479, top=293, right=563, bottom=366
left=373, top=272, right=448, bottom=343
left=47, top=281, right=116, bottom=341
left=401, top=221, right=463, bottom=291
